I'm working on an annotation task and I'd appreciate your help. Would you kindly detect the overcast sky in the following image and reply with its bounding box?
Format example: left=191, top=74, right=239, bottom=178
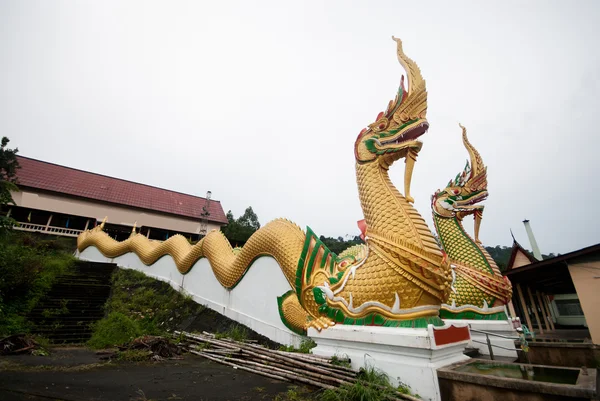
left=1, top=1, right=599, bottom=254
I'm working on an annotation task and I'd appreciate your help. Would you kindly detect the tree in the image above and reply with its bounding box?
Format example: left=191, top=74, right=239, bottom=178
left=221, top=207, right=261, bottom=245
left=0, top=137, right=19, bottom=234
left=318, top=235, right=364, bottom=255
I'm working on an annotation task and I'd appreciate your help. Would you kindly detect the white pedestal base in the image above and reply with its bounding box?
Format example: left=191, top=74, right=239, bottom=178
left=308, top=324, right=470, bottom=401
left=443, top=319, right=518, bottom=359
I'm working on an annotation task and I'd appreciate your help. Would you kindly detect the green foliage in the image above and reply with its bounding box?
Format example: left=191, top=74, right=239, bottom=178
left=117, top=349, right=152, bottom=362
left=484, top=245, right=557, bottom=272
left=318, top=235, right=363, bottom=255
left=221, top=206, right=261, bottom=245
left=330, top=354, right=351, bottom=368
left=278, top=338, right=316, bottom=354
left=87, top=312, right=142, bottom=349
left=215, top=324, right=249, bottom=342
left=88, top=268, right=205, bottom=347
left=0, top=232, right=76, bottom=335
left=0, top=137, right=19, bottom=235
left=320, top=366, right=398, bottom=401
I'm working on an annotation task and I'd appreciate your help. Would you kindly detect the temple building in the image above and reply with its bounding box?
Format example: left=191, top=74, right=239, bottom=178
left=6, top=156, right=228, bottom=241
left=505, top=234, right=600, bottom=344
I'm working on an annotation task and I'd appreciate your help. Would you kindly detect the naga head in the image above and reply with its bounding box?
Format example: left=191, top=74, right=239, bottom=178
left=432, top=124, right=488, bottom=239
left=354, top=37, right=428, bottom=166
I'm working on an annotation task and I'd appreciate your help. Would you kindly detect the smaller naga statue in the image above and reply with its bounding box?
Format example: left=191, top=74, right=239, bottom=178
left=431, top=125, right=512, bottom=319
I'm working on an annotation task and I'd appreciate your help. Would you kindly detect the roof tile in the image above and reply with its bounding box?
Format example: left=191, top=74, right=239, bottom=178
left=14, top=156, right=228, bottom=224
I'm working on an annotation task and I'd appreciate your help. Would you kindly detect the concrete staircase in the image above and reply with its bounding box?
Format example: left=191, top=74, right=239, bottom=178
left=28, top=261, right=117, bottom=344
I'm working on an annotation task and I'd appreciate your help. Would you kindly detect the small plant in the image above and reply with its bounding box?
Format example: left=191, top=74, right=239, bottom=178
left=330, top=354, right=351, bottom=368
left=117, top=349, right=152, bottom=362
left=215, top=324, right=249, bottom=342
left=279, top=338, right=317, bottom=354
left=87, top=312, right=141, bottom=349
left=320, top=366, right=396, bottom=401
left=298, top=338, right=316, bottom=353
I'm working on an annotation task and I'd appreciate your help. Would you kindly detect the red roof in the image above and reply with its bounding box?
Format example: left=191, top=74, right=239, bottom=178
left=14, top=156, right=228, bottom=224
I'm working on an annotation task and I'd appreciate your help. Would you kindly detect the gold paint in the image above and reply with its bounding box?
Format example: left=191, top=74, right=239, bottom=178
left=432, top=125, right=513, bottom=311
left=78, top=38, right=452, bottom=332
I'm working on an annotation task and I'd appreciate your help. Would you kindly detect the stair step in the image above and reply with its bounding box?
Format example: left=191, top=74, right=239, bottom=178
left=27, top=261, right=117, bottom=344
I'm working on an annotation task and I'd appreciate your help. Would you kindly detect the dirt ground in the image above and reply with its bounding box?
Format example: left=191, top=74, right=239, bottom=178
left=0, top=347, right=316, bottom=401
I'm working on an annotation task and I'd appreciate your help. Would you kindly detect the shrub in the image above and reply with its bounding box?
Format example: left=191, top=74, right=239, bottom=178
left=88, top=268, right=205, bottom=343
left=0, top=232, right=76, bottom=335
left=87, top=312, right=142, bottom=349
left=320, top=366, right=397, bottom=401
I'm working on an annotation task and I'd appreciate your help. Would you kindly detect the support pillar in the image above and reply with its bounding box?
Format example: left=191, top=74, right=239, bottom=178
left=45, top=214, right=53, bottom=231
left=541, top=292, right=556, bottom=331
left=536, top=291, right=551, bottom=331
left=527, top=286, right=544, bottom=334
left=516, top=284, right=534, bottom=332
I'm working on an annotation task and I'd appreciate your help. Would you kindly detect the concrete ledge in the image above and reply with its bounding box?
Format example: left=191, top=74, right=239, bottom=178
left=444, top=319, right=519, bottom=359
left=438, top=359, right=597, bottom=400
left=309, top=324, right=470, bottom=401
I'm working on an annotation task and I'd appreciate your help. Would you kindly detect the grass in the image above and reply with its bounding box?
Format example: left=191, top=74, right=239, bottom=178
left=117, top=349, right=152, bottom=362
left=320, top=366, right=407, bottom=401
left=87, top=268, right=205, bottom=349
left=0, top=232, right=76, bottom=336
left=214, top=324, right=249, bottom=342
left=279, top=338, right=317, bottom=354
left=330, top=354, right=351, bottom=369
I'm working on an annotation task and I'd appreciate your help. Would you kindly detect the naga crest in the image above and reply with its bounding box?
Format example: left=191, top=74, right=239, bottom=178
left=432, top=124, right=488, bottom=231
left=354, top=37, right=429, bottom=202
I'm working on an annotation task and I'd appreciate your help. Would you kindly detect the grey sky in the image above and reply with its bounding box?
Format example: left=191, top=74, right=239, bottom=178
left=1, top=1, right=599, bottom=254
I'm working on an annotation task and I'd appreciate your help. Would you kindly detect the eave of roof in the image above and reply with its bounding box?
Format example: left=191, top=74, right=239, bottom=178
left=14, top=155, right=228, bottom=224
left=505, top=243, right=600, bottom=277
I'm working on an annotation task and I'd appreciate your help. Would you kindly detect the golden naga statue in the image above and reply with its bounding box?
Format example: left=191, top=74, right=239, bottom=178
left=431, top=125, right=512, bottom=320
left=77, top=38, right=451, bottom=334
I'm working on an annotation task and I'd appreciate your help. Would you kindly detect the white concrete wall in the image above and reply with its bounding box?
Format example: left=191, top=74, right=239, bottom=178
left=78, top=246, right=303, bottom=346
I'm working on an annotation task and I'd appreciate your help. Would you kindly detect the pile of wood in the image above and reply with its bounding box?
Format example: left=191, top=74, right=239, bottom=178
left=0, top=334, right=46, bottom=355
left=123, top=335, right=181, bottom=359
left=174, top=331, right=420, bottom=401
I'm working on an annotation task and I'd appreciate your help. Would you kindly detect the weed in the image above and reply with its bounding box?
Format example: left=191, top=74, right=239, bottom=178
left=117, top=349, right=152, bottom=362
left=0, top=232, right=76, bottom=335
left=253, top=387, right=266, bottom=393
left=279, top=338, right=316, bottom=354
left=320, top=366, right=396, bottom=401
left=330, top=354, right=351, bottom=368
left=88, top=268, right=205, bottom=345
left=87, top=312, right=141, bottom=349
left=215, top=324, right=248, bottom=342
left=298, top=338, right=316, bottom=353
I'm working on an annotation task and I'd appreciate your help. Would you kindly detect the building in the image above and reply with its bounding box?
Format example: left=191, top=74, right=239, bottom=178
left=505, top=241, right=600, bottom=344
left=6, top=156, right=228, bottom=241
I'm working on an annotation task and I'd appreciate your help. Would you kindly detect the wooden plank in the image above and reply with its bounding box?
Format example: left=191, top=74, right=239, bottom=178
left=541, top=292, right=556, bottom=331
left=527, top=285, right=544, bottom=334
left=516, top=284, right=534, bottom=332
left=536, top=290, right=551, bottom=331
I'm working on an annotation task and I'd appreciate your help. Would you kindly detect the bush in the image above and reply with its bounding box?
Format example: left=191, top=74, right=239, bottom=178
left=320, top=366, right=398, bottom=401
left=0, top=232, right=76, bottom=335
left=88, top=268, right=205, bottom=344
left=87, top=312, right=142, bottom=349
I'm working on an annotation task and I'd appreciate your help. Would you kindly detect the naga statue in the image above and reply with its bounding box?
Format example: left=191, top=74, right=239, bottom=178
left=77, top=37, right=451, bottom=334
left=431, top=125, right=512, bottom=320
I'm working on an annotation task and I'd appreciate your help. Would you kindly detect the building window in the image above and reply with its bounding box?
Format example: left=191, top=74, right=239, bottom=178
left=554, top=299, right=584, bottom=316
